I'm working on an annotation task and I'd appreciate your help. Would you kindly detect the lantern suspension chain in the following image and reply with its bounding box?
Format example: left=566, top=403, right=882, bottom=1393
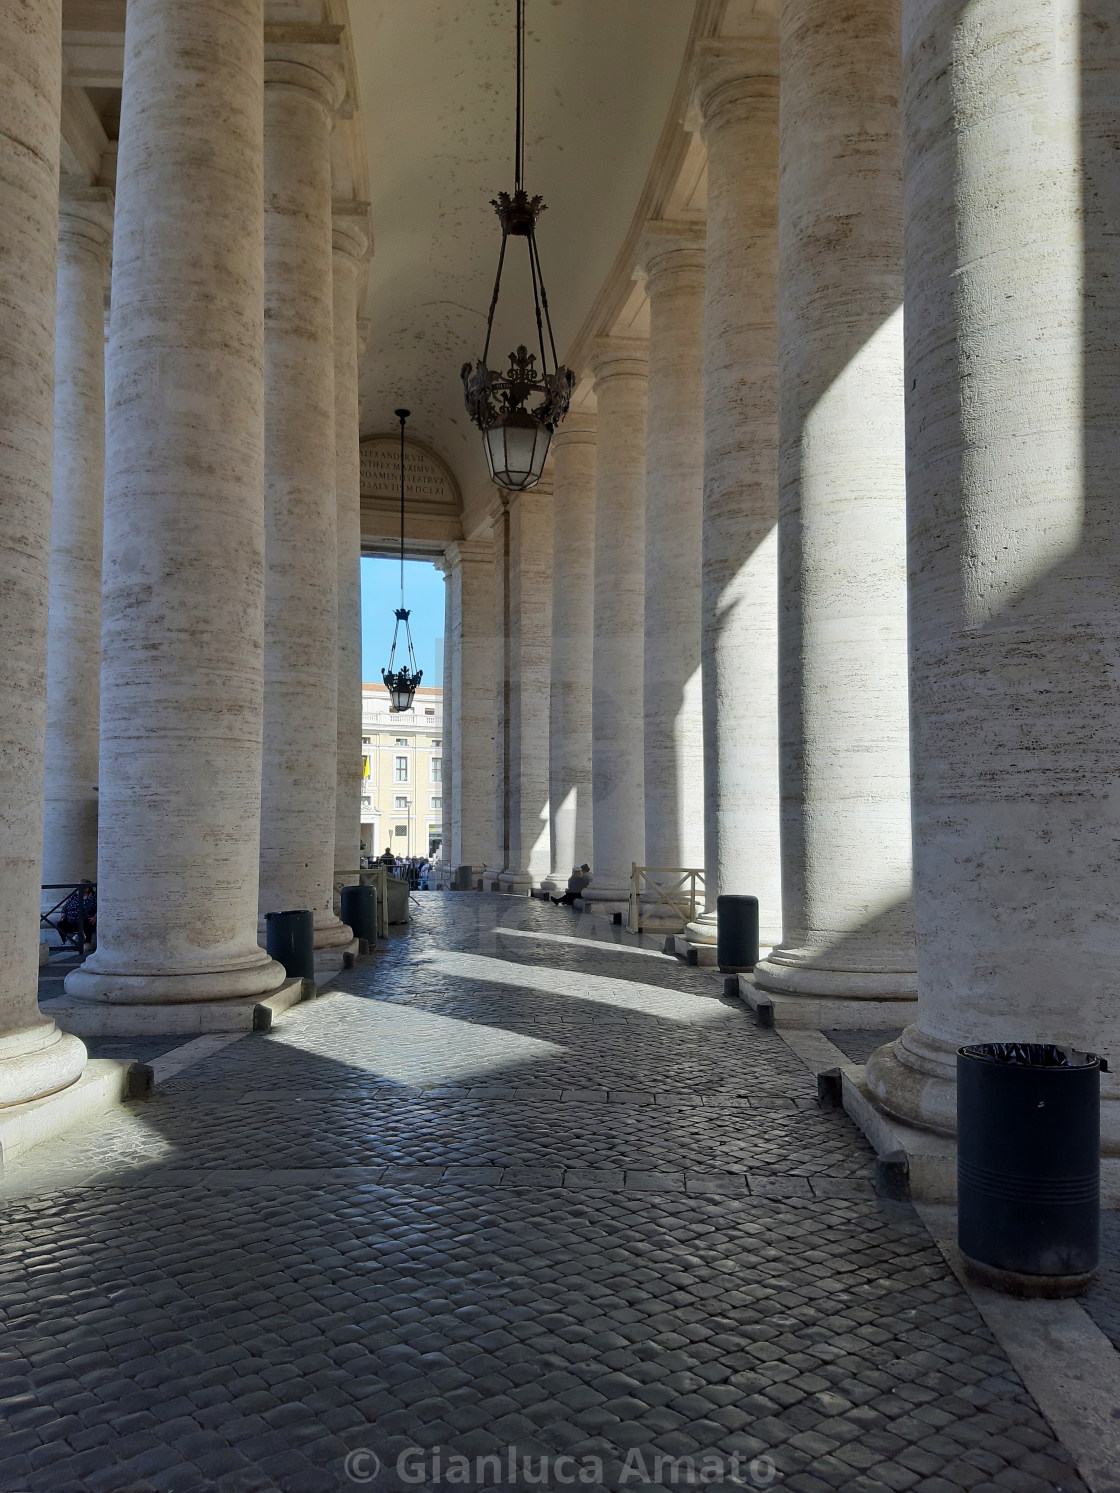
left=515, top=0, right=525, bottom=194
left=398, top=407, right=406, bottom=606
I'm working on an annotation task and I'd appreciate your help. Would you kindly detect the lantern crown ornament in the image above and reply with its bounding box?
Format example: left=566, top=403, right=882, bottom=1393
left=381, top=408, right=424, bottom=714
left=461, top=0, right=574, bottom=492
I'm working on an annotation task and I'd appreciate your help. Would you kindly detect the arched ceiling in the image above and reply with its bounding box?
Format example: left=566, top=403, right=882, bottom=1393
left=350, top=0, right=696, bottom=534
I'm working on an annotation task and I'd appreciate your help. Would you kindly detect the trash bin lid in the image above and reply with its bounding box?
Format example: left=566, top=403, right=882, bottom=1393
left=959, top=1042, right=1100, bottom=1068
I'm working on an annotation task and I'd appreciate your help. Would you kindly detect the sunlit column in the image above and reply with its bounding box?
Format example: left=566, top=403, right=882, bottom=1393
left=684, top=31, right=782, bottom=954
left=0, top=0, right=87, bottom=1100
left=641, top=222, right=706, bottom=921
left=580, top=337, right=647, bottom=915
left=542, top=413, right=596, bottom=892
left=485, top=504, right=509, bottom=888
left=257, top=38, right=351, bottom=948
left=754, top=0, right=915, bottom=1000
left=67, top=0, right=286, bottom=1009
left=331, top=211, right=370, bottom=884
left=437, top=559, right=454, bottom=874
left=43, top=187, right=113, bottom=900
left=498, top=480, right=554, bottom=894
left=445, top=540, right=495, bottom=883
left=868, top=0, right=1120, bottom=1138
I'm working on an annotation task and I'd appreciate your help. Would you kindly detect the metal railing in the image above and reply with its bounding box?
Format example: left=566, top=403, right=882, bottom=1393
left=627, top=864, right=705, bottom=935
left=41, top=882, right=96, bottom=951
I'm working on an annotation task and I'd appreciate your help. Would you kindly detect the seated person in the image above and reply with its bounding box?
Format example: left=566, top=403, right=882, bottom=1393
left=58, top=880, right=97, bottom=951
left=551, top=864, right=591, bottom=906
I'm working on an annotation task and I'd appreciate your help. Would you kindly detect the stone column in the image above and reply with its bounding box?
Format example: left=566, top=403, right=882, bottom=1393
left=446, top=540, right=495, bottom=882
left=580, top=338, right=647, bottom=915
left=498, top=480, right=554, bottom=894
left=684, top=33, right=782, bottom=955
left=0, top=0, right=87, bottom=1100
left=257, top=38, right=351, bottom=949
left=868, top=0, right=1120, bottom=1139
left=640, top=223, right=706, bottom=921
left=67, top=0, right=286, bottom=1008
left=754, top=0, right=915, bottom=1000
left=332, top=211, right=369, bottom=884
left=43, top=187, right=113, bottom=899
left=542, top=414, right=596, bottom=892
left=486, top=505, right=510, bottom=888
left=438, top=561, right=454, bottom=871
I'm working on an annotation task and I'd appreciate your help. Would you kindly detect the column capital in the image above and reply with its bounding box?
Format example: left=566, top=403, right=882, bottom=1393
left=58, top=184, right=114, bottom=260
left=587, top=336, right=649, bottom=390
left=688, top=32, right=780, bottom=137
left=551, top=410, right=597, bottom=452
left=264, top=30, right=346, bottom=114
left=332, top=203, right=372, bottom=264
left=443, top=539, right=494, bottom=570
left=637, top=219, right=706, bottom=292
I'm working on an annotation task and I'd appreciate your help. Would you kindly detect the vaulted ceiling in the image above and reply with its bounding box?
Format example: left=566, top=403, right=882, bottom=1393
left=350, top=0, right=697, bottom=535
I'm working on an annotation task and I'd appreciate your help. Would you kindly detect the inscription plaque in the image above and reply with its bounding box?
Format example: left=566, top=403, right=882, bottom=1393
left=359, top=437, right=458, bottom=508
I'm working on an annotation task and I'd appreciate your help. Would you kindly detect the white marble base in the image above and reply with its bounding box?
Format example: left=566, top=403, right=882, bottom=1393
left=734, top=972, right=917, bottom=1031
left=669, top=934, right=717, bottom=966
left=42, top=977, right=306, bottom=1036
left=0, top=1058, right=134, bottom=1167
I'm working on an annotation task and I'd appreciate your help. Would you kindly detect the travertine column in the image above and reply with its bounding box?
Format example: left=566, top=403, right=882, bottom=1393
left=755, top=0, right=915, bottom=999
left=580, top=339, right=648, bottom=914
left=684, top=33, right=782, bottom=953
left=486, top=506, right=510, bottom=887
left=258, top=41, right=351, bottom=948
left=641, top=223, right=706, bottom=919
left=868, top=0, right=1120, bottom=1140
left=542, top=414, right=596, bottom=892
left=0, top=0, right=87, bottom=1099
left=438, top=561, right=454, bottom=870
left=332, top=212, right=369, bottom=883
left=43, top=188, right=113, bottom=897
left=67, top=0, right=285, bottom=1007
left=497, top=481, right=553, bottom=893
left=446, top=540, right=495, bottom=881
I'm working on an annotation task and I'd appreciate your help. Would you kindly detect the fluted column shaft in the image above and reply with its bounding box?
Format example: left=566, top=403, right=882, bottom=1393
left=498, top=483, right=554, bottom=893
left=486, top=508, right=510, bottom=885
left=581, top=339, right=647, bottom=913
left=332, top=214, right=369, bottom=882
left=0, top=0, right=87, bottom=1099
left=68, top=0, right=285, bottom=1007
left=43, top=189, right=113, bottom=897
left=641, top=225, right=706, bottom=913
left=446, top=540, right=495, bottom=881
left=755, top=0, right=915, bottom=999
left=685, top=34, right=782, bottom=951
left=258, top=46, right=350, bottom=948
left=868, top=0, right=1120, bottom=1141
left=543, top=415, right=596, bottom=891
left=438, top=561, right=454, bottom=868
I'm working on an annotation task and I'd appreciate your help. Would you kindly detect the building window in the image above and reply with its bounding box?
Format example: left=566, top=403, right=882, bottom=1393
left=394, top=824, right=407, bottom=837
left=362, top=736, right=371, bottom=746
left=430, top=758, right=442, bottom=783
left=394, top=795, right=409, bottom=810
left=431, top=797, right=442, bottom=810
left=394, top=756, right=408, bottom=782
left=361, top=796, right=372, bottom=811
left=425, top=708, right=435, bottom=716
left=395, top=737, right=409, bottom=746
left=432, top=739, right=441, bottom=748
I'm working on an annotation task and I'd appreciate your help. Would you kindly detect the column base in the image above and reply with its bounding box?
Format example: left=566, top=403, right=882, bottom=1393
left=684, top=913, right=717, bottom=946
left=497, top=872, right=534, bottom=896
left=0, top=1021, right=87, bottom=1109
left=42, top=976, right=305, bottom=1036
left=754, top=948, right=918, bottom=1001
left=540, top=874, right=567, bottom=894
left=313, top=915, right=354, bottom=950
left=0, top=1057, right=134, bottom=1164
left=576, top=883, right=630, bottom=918
left=64, top=950, right=288, bottom=1005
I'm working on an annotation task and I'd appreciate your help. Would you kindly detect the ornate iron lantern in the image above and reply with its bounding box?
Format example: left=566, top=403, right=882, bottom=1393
left=461, top=0, right=574, bottom=492
left=381, top=408, right=423, bottom=713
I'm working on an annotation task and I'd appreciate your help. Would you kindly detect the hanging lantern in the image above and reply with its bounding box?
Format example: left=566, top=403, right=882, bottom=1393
left=381, top=408, right=423, bottom=714
left=461, top=0, right=574, bottom=492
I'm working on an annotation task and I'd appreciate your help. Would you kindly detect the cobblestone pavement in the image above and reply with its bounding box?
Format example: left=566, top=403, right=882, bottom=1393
left=0, top=896, right=1089, bottom=1493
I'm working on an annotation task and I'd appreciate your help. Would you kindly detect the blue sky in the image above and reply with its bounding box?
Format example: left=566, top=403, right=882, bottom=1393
left=361, top=557, right=445, bottom=687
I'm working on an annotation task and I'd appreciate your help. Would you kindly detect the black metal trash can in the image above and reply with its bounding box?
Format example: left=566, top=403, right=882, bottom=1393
left=957, top=1042, right=1101, bottom=1297
left=716, top=894, right=759, bottom=971
left=455, top=865, right=474, bottom=891
left=339, top=884, right=376, bottom=944
left=265, top=908, right=315, bottom=982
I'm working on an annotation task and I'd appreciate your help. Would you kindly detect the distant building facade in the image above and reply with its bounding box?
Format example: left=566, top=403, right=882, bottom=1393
left=361, top=684, right=443, bottom=860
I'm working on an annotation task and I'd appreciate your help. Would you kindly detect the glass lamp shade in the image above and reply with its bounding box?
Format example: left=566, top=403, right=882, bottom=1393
left=383, top=668, right=422, bottom=713
left=483, top=409, right=552, bottom=492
